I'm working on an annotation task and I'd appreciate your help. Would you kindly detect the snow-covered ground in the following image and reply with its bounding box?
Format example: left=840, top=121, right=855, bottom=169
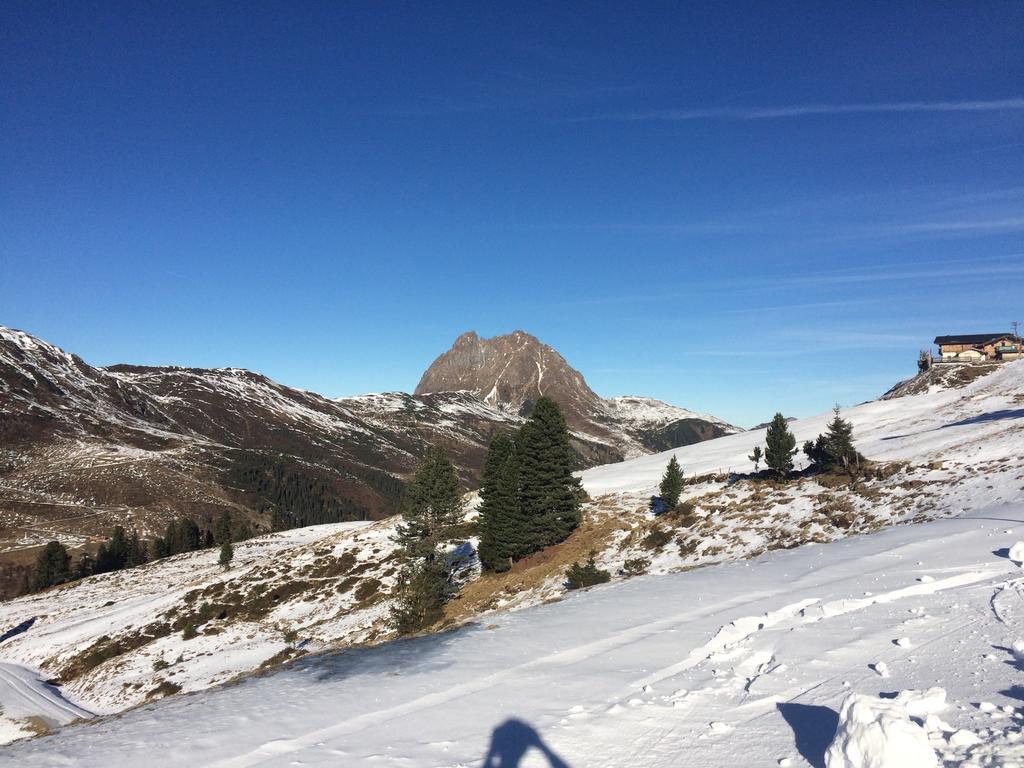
left=1, top=360, right=1023, bottom=765
left=582, top=359, right=1024, bottom=495
left=603, top=394, right=741, bottom=433
left=0, top=661, right=92, bottom=745
left=7, top=507, right=1024, bottom=767
left=0, top=521, right=391, bottom=721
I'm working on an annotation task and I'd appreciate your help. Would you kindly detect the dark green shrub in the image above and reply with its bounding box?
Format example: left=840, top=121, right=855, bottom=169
left=565, top=552, right=611, bottom=590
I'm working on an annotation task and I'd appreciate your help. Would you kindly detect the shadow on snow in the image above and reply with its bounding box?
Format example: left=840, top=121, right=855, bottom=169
left=777, top=702, right=838, bottom=768
left=482, top=719, right=570, bottom=767
left=880, top=408, right=1024, bottom=441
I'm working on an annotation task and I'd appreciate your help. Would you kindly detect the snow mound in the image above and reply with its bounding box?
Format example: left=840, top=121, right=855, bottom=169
left=1011, top=639, right=1024, bottom=664
left=825, top=693, right=938, bottom=768
left=893, top=688, right=946, bottom=719
left=1009, top=541, right=1024, bottom=565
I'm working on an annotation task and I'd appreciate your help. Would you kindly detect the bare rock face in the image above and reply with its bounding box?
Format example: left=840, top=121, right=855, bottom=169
left=416, top=331, right=741, bottom=459
left=416, top=330, right=604, bottom=431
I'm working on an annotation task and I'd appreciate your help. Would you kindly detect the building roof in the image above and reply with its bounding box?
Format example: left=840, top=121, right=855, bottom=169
left=934, top=333, right=1013, bottom=345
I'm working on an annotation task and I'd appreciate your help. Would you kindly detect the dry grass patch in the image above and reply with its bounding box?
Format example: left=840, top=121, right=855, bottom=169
left=444, top=508, right=629, bottom=622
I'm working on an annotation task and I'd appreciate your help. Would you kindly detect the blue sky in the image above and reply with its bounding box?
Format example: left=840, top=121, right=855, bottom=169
left=2, top=2, right=1022, bottom=427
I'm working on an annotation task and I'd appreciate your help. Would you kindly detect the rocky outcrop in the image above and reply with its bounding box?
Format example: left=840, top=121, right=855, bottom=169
left=417, top=331, right=740, bottom=458
left=881, top=362, right=1004, bottom=400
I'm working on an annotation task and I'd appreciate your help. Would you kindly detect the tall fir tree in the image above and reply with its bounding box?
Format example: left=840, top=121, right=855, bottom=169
left=125, top=529, right=148, bottom=567
left=390, top=447, right=465, bottom=634
left=659, top=455, right=684, bottom=509
left=153, top=520, right=176, bottom=558
left=390, top=560, right=448, bottom=635
left=176, top=518, right=202, bottom=552
left=219, top=541, right=234, bottom=570
left=214, top=510, right=233, bottom=545
left=823, top=406, right=860, bottom=470
left=515, top=397, right=582, bottom=552
left=764, top=412, right=797, bottom=478
left=95, top=526, right=129, bottom=574
left=477, top=432, right=526, bottom=572
left=33, top=540, right=71, bottom=591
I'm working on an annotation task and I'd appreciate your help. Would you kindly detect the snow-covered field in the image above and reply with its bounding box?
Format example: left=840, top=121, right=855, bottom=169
left=0, top=521, right=396, bottom=719
left=7, top=508, right=1024, bottom=767
left=1, top=360, right=1023, bottom=766
left=583, top=360, right=1024, bottom=496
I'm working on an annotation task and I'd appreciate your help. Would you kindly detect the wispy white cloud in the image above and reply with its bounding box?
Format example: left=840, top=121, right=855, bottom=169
left=583, top=97, right=1024, bottom=122
left=863, top=217, right=1024, bottom=235
left=544, top=255, right=1024, bottom=310
left=750, top=259, right=1024, bottom=288
left=719, top=299, right=879, bottom=315
left=690, top=330, right=922, bottom=359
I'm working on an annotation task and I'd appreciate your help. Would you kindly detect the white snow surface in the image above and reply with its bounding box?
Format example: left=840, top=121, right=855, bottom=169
left=581, top=359, right=1024, bottom=495
left=603, top=394, right=741, bottom=432
left=7, top=508, right=1024, bottom=766
left=3, top=360, right=1024, bottom=765
left=0, top=662, right=92, bottom=745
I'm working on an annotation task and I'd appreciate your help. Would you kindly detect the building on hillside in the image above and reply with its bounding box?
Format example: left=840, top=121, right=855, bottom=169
left=934, top=333, right=1023, bottom=362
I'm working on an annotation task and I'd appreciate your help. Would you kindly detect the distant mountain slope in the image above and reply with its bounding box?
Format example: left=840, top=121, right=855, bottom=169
left=0, top=326, right=735, bottom=596
left=0, top=327, right=516, bottom=595
left=416, top=330, right=740, bottom=457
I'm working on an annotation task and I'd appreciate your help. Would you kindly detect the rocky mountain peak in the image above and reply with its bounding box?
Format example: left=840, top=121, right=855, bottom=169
left=414, top=331, right=602, bottom=427
left=414, top=331, right=741, bottom=457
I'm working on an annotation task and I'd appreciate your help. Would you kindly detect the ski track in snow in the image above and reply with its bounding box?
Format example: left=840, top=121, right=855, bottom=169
left=0, top=662, right=92, bottom=727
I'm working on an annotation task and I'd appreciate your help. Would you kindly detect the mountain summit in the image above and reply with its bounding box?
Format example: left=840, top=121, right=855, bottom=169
left=416, top=330, right=741, bottom=458
left=415, top=330, right=600, bottom=423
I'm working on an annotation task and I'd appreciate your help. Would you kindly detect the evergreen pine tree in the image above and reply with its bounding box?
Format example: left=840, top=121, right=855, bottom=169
left=477, top=432, right=526, bottom=572
left=33, top=541, right=71, bottom=590
left=565, top=551, right=611, bottom=590
left=156, top=520, right=177, bottom=557
left=95, top=526, right=129, bottom=574
left=125, top=529, right=148, bottom=567
left=748, top=445, right=763, bottom=472
left=764, top=412, right=797, bottom=479
left=214, top=511, right=233, bottom=545
left=803, top=435, right=829, bottom=467
left=823, top=406, right=860, bottom=470
left=390, top=560, right=447, bottom=635
left=515, top=397, right=581, bottom=552
left=390, top=447, right=465, bottom=634
left=659, top=455, right=684, bottom=509
left=176, top=518, right=201, bottom=552
left=73, top=552, right=96, bottom=580
left=219, top=541, right=234, bottom=570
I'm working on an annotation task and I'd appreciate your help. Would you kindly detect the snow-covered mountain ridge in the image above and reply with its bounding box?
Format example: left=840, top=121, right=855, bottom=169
left=1, top=360, right=1022, bottom=762
left=0, top=326, right=736, bottom=596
